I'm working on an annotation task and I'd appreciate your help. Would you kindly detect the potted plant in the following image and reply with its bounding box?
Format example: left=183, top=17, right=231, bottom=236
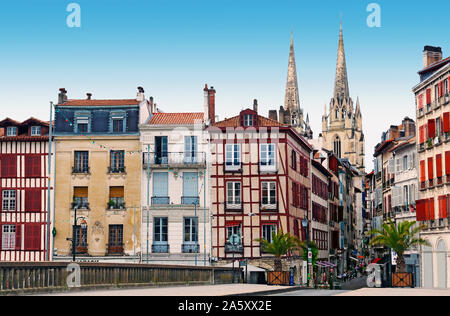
left=108, top=199, right=115, bottom=209
left=368, top=220, right=430, bottom=287
left=427, top=138, right=433, bottom=148
left=255, top=231, right=301, bottom=285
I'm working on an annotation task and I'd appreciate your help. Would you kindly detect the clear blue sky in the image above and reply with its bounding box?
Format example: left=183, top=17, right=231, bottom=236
left=0, top=0, right=449, bottom=171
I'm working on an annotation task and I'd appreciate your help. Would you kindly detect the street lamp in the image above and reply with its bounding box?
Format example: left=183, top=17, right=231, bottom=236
left=71, top=206, right=87, bottom=262
left=301, top=215, right=311, bottom=287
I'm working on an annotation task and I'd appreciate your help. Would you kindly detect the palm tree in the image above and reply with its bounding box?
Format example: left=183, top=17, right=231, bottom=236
left=368, top=220, right=429, bottom=273
left=298, top=240, right=319, bottom=267
left=256, top=231, right=300, bottom=272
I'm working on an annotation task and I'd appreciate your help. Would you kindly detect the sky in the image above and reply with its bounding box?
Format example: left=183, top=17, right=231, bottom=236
left=0, top=0, right=449, bottom=171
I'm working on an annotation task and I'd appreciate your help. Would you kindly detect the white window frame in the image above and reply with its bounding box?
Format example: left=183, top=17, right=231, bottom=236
left=260, top=144, right=277, bottom=172
left=1, top=225, right=15, bottom=250
left=31, top=126, right=41, bottom=136
left=226, top=224, right=242, bottom=245
left=243, top=114, right=253, bottom=127
left=262, top=224, right=277, bottom=243
left=6, top=127, right=17, bottom=137
left=2, top=190, right=16, bottom=211
left=261, top=181, right=277, bottom=209
left=226, top=182, right=241, bottom=209
left=225, top=144, right=241, bottom=171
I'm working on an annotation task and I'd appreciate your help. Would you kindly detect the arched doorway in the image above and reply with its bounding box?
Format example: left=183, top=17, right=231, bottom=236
left=422, top=244, right=434, bottom=288
left=436, top=239, right=447, bottom=288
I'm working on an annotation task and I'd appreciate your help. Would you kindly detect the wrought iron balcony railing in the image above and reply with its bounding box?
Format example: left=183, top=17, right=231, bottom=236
left=225, top=242, right=244, bottom=253
left=143, top=152, right=206, bottom=168
left=152, top=244, right=170, bottom=253
left=181, top=196, right=200, bottom=205
left=151, top=197, right=170, bottom=205
left=108, top=166, right=126, bottom=174
left=72, top=166, right=90, bottom=174
left=182, top=244, right=200, bottom=253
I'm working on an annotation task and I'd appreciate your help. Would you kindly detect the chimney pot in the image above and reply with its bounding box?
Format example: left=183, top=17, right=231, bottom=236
left=86, top=93, right=92, bottom=100
left=253, top=99, right=258, bottom=113
left=423, top=46, right=443, bottom=68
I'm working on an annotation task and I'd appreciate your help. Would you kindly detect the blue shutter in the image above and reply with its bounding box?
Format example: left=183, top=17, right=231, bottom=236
left=182, top=172, right=198, bottom=204
left=153, top=173, right=168, bottom=204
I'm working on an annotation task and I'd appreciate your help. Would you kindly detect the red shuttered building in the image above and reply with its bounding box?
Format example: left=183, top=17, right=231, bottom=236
left=0, top=118, right=53, bottom=261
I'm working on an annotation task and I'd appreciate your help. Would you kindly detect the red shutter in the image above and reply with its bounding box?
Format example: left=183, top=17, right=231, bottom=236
left=428, top=157, right=434, bottom=180
left=430, top=198, right=435, bottom=220
left=446, top=151, right=450, bottom=175
left=444, top=113, right=450, bottom=133
left=420, top=160, right=426, bottom=182
left=15, top=224, right=21, bottom=250
left=34, top=156, right=41, bottom=177
left=424, top=199, right=430, bottom=220
left=439, top=82, right=444, bottom=98
left=436, top=154, right=443, bottom=178
left=419, top=126, right=425, bottom=144
left=426, top=89, right=432, bottom=105
left=428, top=119, right=436, bottom=138
left=439, top=196, right=447, bottom=219
left=418, top=94, right=424, bottom=109
left=415, top=200, right=422, bottom=221
left=24, top=224, right=41, bottom=251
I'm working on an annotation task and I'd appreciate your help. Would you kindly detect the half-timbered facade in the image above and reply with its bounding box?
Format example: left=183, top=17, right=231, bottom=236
left=208, top=102, right=312, bottom=270
left=0, top=117, right=53, bottom=261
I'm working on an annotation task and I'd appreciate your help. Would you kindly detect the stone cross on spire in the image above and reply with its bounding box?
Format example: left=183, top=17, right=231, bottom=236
left=284, top=32, right=301, bottom=114
left=333, top=21, right=350, bottom=101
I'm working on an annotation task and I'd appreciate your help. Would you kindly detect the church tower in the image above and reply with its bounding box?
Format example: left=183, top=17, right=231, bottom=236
left=280, top=33, right=312, bottom=138
left=322, top=22, right=365, bottom=172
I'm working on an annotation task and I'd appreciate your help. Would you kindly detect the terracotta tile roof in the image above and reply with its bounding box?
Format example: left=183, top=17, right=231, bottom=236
left=214, top=114, right=285, bottom=128
left=0, top=136, right=49, bottom=142
left=59, top=99, right=141, bottom=106
left=148, top=112, right=204, bottom=125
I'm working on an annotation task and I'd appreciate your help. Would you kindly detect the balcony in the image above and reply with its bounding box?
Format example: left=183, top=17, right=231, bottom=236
left=152, top=244, right=170, bottom=253
left=259, top=163, right=277, bottom=173
left=107, top=199, right=125, bottom=210
left=225, top=242, right=244, bottom=253
left=143, top=152, right=206, bottom=169
left=151, top=197, right=170, bottom=205
left=437, top=177, right=444, bottom=186
left=182, top=244, right=199, bottom=253
left=108, top=166, right=126, bottom=174
left=225, top=202, right=242, bottom=211
left=72, top=167, right=90, bottom=174
left=181, top=196, right=200, bottom=205
left=107, top=243, right=124, bottom=255
left=260, top=204, right=277, bottom=212
left=71, top=200, right=90, bottom=210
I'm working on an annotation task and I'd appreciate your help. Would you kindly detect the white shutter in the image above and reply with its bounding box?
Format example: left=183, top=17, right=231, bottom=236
left=396, top=158, right=401, bottom=174
left=408, top=154, right=413, bottom=170
left=388, top=159, right=395, bottom=174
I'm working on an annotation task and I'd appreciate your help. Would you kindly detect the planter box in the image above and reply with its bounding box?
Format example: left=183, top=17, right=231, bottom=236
left=267, top=271, right=289, bottom=285
left=392, top=272, right=414, bottom=288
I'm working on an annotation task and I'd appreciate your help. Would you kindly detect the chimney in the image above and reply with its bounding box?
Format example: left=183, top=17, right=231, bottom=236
left=268, top=110, right=278, bottom=122
left=203, top=84, right=216, bottom=125
left=58, top=88, right=67, bottom=104
left=423, top=46, right=443, bottom=68
left=136, top=86, right=145, bottom=102
left=86, top=93, right=92, bottom=100
left=253, top=99, right=258, bottom=113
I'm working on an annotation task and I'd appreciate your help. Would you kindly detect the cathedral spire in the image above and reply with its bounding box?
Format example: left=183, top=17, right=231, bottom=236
left=284, top=32, right=300, bottom=114
left=333, top=21, right=350, bottom=101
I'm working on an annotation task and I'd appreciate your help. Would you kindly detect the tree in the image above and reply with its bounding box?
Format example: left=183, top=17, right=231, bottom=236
left=298, top=240, right=319, bottom=267
left=255, top=231, right=301, bottom=272
left=368, top=220, right=430, bottom=273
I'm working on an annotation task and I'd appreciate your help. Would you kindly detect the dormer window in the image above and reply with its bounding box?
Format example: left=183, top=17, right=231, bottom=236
left=110, top=111, right=127, bottom=133
left=6, top=127, right=17, bottom=137
left=31, top=126, right=41, bottom=136
left=74, top=112, right=91, bottom=134
left=243, top=114, right=254, bottom=127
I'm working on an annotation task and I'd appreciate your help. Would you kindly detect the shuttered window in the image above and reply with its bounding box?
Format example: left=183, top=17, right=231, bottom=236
left=428, top=157, right=434, bottom=180
left=25, top=190, right=41, bottom=213
left=0, top=156, right=17, bottom=178
left=446, top=151, right=450, bottom=176
left=438, top=196, right=448, bottom=219
left=24, top=224, right=41, bottom=251
left=420, top=160, right=426, bottom=182
left=25, top=156, right=41, bottom=178
left=436, top=154, right=443, bottom=178
left=427, top=119, right=436, bottom=138
left=444, top=112, right=450, bottom=133
left=426, top=89, right=432, bottom=105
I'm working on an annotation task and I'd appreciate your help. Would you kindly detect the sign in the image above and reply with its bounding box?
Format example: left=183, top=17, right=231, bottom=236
left=391, top=250, right=398, bottom=266
left=239, top=259, right=247, bottom=267
left=229, top=234, right=240, bottom=245
left=308, top=248, right=312, bottom=264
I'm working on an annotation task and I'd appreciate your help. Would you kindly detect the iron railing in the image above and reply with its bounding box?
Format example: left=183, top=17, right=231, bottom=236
left=143, top=152, right=206, bottom=168
left=152, top=244, right=170, bottom=253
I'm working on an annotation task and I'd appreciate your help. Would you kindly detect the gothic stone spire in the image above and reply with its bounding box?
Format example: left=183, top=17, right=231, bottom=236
left=284, top=32, right=301, bottom=114
left=333, top=22, right=350, bottom=101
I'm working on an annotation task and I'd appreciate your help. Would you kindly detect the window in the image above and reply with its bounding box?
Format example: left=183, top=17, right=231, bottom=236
left=74, top=151, right=89, bottom=173
left=445, top=79, right=449, bottom=95
left=2, top=190, right=16, bottom=211
left=25, top=156, right=41, bottom=178
left=153, top=217, right=168, bottom=243
left=226, top=224, right=242, bottom=245
left=24, top=224, right=41, bottom=251
left=226, top=182, right=241, bottom=209
left=73, top=187, right=89, bottom=209
left=25, top=190, right=41, bottom=213
left=403, top=185, right=409, bottom=206
left=262, top=224, right=277, bottom=243
left=243, top=114, right=253, bottom=127
left=291, top=150, right=297, bottom=170
left=2, top=225, right=16, bottom=250
left=183, top=217, right=198, bottom=243
left=108, top=225, right=124, bottom=254
left=6, top=127, right=17, bottom=137
left=225, top=144, right=241, bottom=170
left=109, top=186, right=124, bottom=209
left=182, top=172, right=199, bottom=205
left=75, top=113, right=90, bottom=133
left=261, top=182, right=276, bottom=207
left=334, top=136, right=341, bottom=158
left=152, top=172, right=169, bottom=205
left=74, top=225, right=88, bottom=253
left=155, top=136, right=168, bottom=164
left=184, top=136, right=198, bottom=164
left=402, top=155, right=408, bottom=172
left=0, top=156, right=17, bottom=178
left=31, top=126, right=41, bottom=136
left=110, top=150, right=125, bottom=172
left=112, top=118, right=124, bottom=133
left=260, top=144, right=276, bottom=166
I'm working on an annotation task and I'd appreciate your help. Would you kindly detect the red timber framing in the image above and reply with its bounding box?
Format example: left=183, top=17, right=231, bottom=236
left=209, top=111, right=312, bottom=260
left=0, top=118, right=51, bottom=262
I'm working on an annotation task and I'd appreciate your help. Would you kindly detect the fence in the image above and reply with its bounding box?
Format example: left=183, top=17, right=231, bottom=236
left=0, top=262, right=241, bottom=295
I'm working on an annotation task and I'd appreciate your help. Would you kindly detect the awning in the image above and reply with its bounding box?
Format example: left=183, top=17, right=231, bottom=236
left=316, top=261, right=336, bottom=268
left=372, top=258, right=381, bottom=264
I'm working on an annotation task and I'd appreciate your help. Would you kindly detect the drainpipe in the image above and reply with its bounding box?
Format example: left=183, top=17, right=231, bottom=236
left=46, top=101, right=54, bottom=261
